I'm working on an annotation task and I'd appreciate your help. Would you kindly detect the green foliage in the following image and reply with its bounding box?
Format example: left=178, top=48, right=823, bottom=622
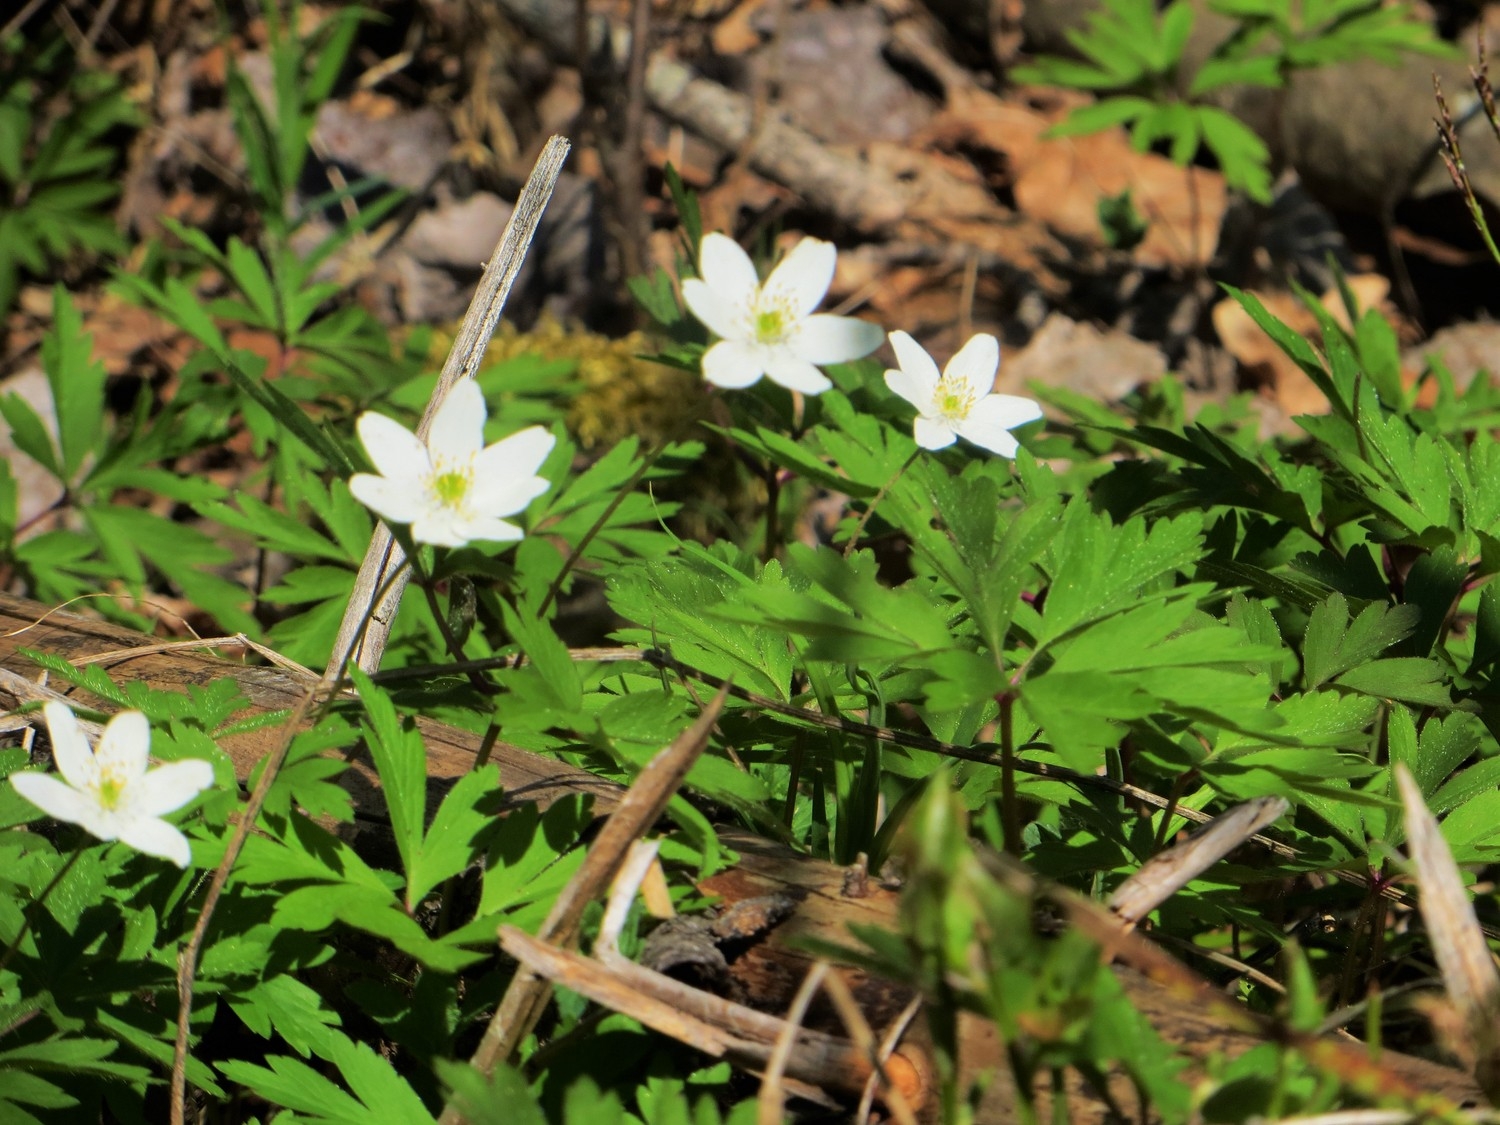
left=1013, top=0, right=1447, bottom=202
left=5, top=22, right=1500, bottom=1123
left=0, top=31, right=138, bottom=315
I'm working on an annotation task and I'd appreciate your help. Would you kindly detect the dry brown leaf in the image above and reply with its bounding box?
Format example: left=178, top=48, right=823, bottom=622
left=908, top=56, right=1224, bottom=269
left=999, top=313, right=1168, bottom=402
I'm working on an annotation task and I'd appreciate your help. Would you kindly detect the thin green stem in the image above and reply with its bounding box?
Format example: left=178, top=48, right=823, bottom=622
left=0, top=846, right=83, bottom=975
left=999, top=692, right=1022, bottom=857
left=763, top=459, right=781, bottom=562
left=407, top=553, right=497, bottom=698
left=843, top=448, right=921, bottom=559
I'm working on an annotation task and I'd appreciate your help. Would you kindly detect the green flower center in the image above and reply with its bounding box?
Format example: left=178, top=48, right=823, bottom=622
left=431, top=468, right=471, bottom=509
left=96, top=769, right=126, bottom=810
left=935, top=380, right=976, bottom=422
left=754, top=308, right=787, bottom=345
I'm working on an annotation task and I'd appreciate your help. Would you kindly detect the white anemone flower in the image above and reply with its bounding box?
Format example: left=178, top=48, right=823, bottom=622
left=884, top=331, right=1043, bottom=457
left=349, top=379, right=556, bottom=549
left=682, top=232, right=883, bottom=395
left=10, top=702, right=214, bottom=868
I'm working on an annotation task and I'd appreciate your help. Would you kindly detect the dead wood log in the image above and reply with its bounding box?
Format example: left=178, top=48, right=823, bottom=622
left=701, top=832, right=1488, bottom=1123
left=0, top=592, right=622, bottom=821
left=0, top=594, right=1484, bottom=1119
left=492, top=0, right=1071, bottom=294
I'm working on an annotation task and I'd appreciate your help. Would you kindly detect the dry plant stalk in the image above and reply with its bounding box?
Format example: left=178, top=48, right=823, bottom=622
left=1108, top=797, right=1289, bottom=925
left=326, top=135, right=572, bottom=679
left=167, top=136, right=574, bottom=1125
left=1395, top=764, right=1500, bottom=1100
left=437, top=684, right=731, bottom=1125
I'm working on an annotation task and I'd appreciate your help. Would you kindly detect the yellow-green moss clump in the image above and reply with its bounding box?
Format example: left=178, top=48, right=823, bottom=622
left=482, top=315, right=701, bottom=451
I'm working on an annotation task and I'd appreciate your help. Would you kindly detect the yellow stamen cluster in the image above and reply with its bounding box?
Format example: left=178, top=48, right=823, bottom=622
left=431, top=467, right=472, bottom=509
left=95, top=766, right=126, bottom=810
left=754, top=306, right=788, bottom=345
left=935, top=379, right=977, bottom=424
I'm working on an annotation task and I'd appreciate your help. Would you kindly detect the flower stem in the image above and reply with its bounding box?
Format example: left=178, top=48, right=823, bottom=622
left=999, top=691, right=1022, bottom=857
left=763, top=462, right=782, bottom=563
left=406, top=553, right=498, bottom=699
left=843, top=448, right=920, bottom=559
left=0, top=844, right=84, bottom=975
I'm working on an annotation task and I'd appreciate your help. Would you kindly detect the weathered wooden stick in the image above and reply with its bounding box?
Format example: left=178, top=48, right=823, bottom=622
left=326, top=135, right=572, bottom=679
left=439, top=685, right=730, bottom=1125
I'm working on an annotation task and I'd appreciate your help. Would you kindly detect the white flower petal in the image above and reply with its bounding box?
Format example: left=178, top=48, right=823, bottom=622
left=349, top=473, right=430, bottom=525
left=470, top=427, right=556, bottom=515
left=957, top=395, right=1042, bottom=457
left=887, top=332, right=942, bottom=397
left=116, top=817, right=193, bottom=868
left=429, top=380, right=488, bottom=459
left=944, top=333, right=1002, bottom=397
left=454, top=515, right=525, bottom=543
left=914, top=416, right=959, bottom=450
left=11, top=771, right=102, bottom=829
left=133, top=759, right=215, bottom=818
left=94, top=711, right=150, bottom=781
left=43, top=702, right=96, bottom=790
left=764, top=355, right=832, bottom=395
left=697, top=233, right=760, bottom=310
left=470, top=474, right=551, bottom=522
left=762, top=237, right=835, bottom=319
left=409, top=510, right=474, bottom=548
left=474, top=425, right=556, bottom=482
left=973, top=394, right=1044, bottom=430
left=956, top=422, right=1020, bottom=458
left=884, top=368, right=928, bottom=411
left=357, top=411, right=432, bottom=482
left=701, top=340, right=768, bottom=388
left=682, top=278, right=745, bottom=341
left=790, top=315, right=883, bottom=365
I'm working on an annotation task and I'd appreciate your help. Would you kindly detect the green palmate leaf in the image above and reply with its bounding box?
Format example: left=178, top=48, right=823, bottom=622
left=477, top=795, right=592, bottom=920
left=932, top=471, right=1061, bottom=655
left=500, top=600, right=583, bottom=713
left=1428, top=755, right=1500, bottom=819
left=1196, top=107, right=1273, bottom=201
left=1050, top=96, right=1156, bottom=134
left=1221, top=285, right=1342, bottom=413
left=435, top=1061, right=547, bottom=1125
left=709, top=545, right=953, bottom=664
left=41, top=286, right=106, bottom=483
left=197, top=492, right=355, bottom=563
left=82, top=505, right=257, bottom=633
left=227, top=973, right=342, bottom=1058
left=720, top=425, right=881, bottom=497
left=0, top=393, right=61, bottom=480
left=607, top=544, right=796, bottom=700
left=0, top=1036, right=151, bottom=1083
left=112, top=273, right=354, bottom=474
left=1035, top=499, right=1203, bottom=649
left=1401, top=546, right=1466, bottom=658
left=1189, top=54, right=1284, bottom=94
left=220, top=1026, right=436, bottom=1125
left=1301, top=593, right=1419, bottom=689
left=1333, top=657, right=1455, bottom=707
left=274, top=882, right=482, bottom=972
left=350, top=668, right=426, bottom=899
left=408, top=764, right=500, bottom=909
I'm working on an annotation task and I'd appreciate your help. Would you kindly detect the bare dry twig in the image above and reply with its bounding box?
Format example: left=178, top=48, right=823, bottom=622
left=438, top=683, right=730, bottom=1124
left=326, top=135, right=572, bottom=679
